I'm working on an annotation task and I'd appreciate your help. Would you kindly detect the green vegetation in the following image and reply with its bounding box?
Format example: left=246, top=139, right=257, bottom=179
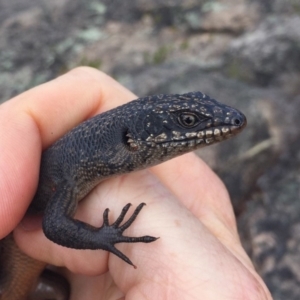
left=292, top=1, right=300, bottom=14
left=78, top=57, right=103, bottom=69
left=58, top=57, right=102, bottom=75
left=180, top=40, right=189, bottom=50
left=153, top=45, right=170, bottom=64
left=144, top=45, right=172, bottom=65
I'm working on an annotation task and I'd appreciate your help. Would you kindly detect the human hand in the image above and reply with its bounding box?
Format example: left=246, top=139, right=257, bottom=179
left=0, top=67, right=272, bottom=299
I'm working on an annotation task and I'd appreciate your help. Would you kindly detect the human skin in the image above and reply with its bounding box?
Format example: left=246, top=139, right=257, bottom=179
left=0, top=67, right=272, bottom=300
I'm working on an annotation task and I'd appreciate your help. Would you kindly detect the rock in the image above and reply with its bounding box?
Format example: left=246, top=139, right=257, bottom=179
left=184, top=0, right=260, bottom=33
left=226, top=16, right=300, bottom=86
left=239, top=134, right=300, bottom=300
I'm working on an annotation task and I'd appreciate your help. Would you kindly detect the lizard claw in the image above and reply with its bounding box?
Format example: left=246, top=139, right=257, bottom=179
left=99, top=203, right=158, bottom=267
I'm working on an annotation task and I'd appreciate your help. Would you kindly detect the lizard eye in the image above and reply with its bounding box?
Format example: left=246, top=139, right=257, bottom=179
left=178, top=113, right=199, bottom=128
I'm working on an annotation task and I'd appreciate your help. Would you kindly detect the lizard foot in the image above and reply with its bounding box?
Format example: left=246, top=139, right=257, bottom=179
left=99, top=203, right=158, bottom=268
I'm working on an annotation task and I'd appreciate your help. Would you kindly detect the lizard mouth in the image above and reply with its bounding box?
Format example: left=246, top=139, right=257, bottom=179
left=126, top=124, right=245, bottom=149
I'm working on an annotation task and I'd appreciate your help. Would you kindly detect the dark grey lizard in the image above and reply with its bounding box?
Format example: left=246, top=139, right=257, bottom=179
left=0, top=91, right=246, bottom=299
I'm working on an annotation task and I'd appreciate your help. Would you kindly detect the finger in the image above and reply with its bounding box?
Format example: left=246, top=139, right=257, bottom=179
left=5, top=67, right=135, bottom=148
left=152, top=153, right=237, bottom=232
left=0, top=67, right=135, bottom=237
left=152, top=152, right=264, bottom=278
left=65, top=271, right=122, bottom=300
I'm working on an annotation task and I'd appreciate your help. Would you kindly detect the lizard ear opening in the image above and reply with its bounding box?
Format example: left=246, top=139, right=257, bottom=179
left=125, top=131, right=139, bottom=151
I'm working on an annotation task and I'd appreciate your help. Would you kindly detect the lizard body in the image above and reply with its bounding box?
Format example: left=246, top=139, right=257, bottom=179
left=0, top=91, right=246, bottom=299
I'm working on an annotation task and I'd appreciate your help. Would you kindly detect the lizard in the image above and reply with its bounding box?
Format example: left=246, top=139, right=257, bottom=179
left=0, top=91, right=246, bottom=299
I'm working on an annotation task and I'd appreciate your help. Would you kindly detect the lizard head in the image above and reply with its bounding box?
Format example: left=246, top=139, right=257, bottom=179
left=125, top=91, right=247, bottom=159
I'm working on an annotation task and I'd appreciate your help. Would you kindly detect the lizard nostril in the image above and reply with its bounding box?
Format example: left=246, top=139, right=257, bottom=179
left=232, top=115, right=244, bottom=126
left=234, top=118, right=241, bottom=126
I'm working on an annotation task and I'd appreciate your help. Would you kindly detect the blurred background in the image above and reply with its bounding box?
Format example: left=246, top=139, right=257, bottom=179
left=0, top=0, right=300, bottom=299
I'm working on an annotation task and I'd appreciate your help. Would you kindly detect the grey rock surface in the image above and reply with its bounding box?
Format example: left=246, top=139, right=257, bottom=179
left=226, top=16, right=300, bottom=86
left=1, top=0, right=300, bottom=299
